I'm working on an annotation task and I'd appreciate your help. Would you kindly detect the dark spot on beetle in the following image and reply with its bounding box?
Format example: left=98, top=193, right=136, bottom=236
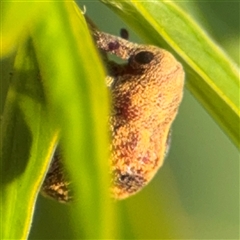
left=120, top=28, right=129, bottom=40
left=135, top=51, right=154, bottom=64
left=114, top=171, right=146, bottom=194
left=108, top=41, right=120, bottom=51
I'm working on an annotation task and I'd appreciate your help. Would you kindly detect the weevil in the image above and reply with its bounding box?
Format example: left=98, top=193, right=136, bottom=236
left=41, top=20, right=184, bottom=202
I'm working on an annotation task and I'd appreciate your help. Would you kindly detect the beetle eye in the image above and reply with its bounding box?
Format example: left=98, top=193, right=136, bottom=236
left=134, top=51, right=154, bottom=64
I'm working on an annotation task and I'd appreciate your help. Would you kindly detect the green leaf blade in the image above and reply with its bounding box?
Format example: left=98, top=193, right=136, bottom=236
left=30, top=2, right=116, bottom=238
left=1, top=2, right=44, bottom=57
left=1, top=36, right=59, bottom=239
left=1, top=2, right=116, bottom=239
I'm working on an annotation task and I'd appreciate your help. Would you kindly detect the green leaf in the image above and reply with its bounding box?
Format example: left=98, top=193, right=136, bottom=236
left=1, top=36, right=59, bottom=239
left=30, top=2, right=115, bottom=238
left=100, top=0, right=240, bottom=149
left=1, top=1, right=116, bottom=239
left=1, top=2, right=43, bottom=57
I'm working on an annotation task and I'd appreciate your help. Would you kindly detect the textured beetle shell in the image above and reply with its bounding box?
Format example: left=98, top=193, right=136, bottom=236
left=41, top=149, right=72, bottom=203
left=108, top=47, right=184, bottom=199
left=41, top=24, right=184, bottom=202
left=91, top=29, right=184, bottom=198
